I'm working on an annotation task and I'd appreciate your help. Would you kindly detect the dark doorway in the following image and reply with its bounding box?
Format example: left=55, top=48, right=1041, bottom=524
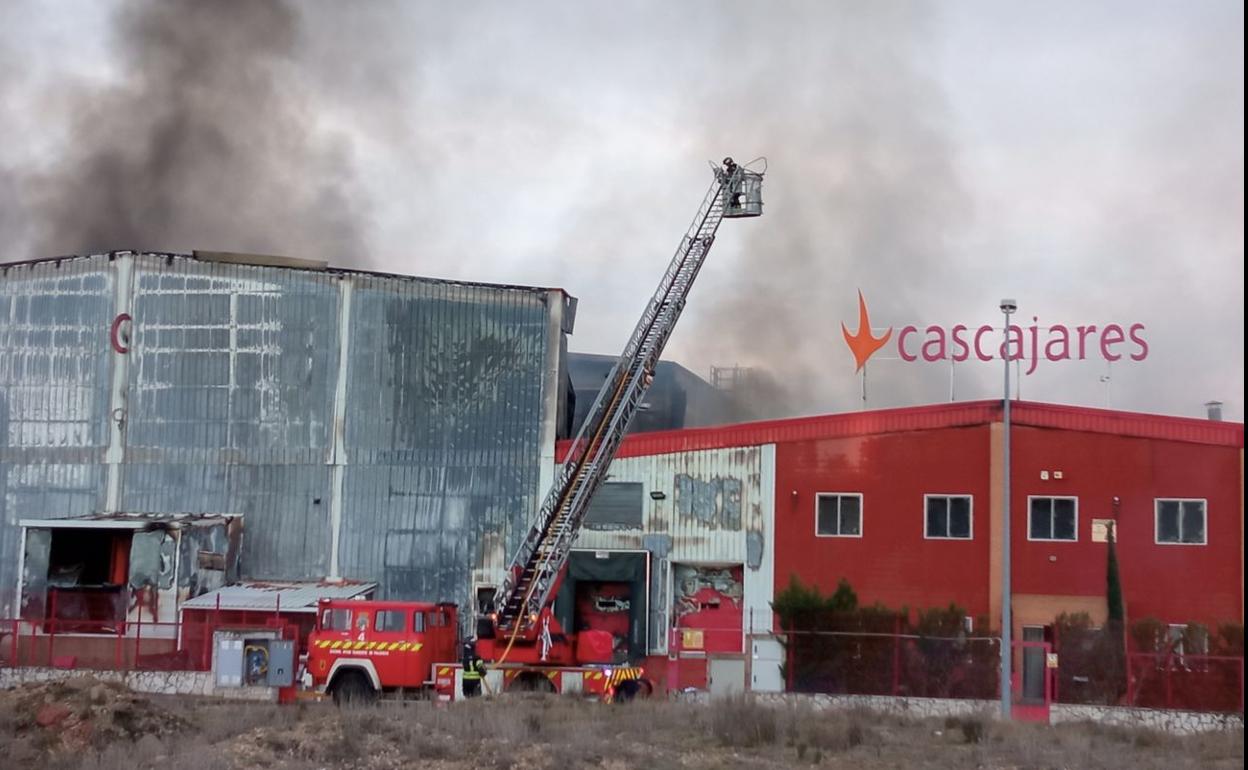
left=46, top=528, right=131, bottom=629
left=554, top=551, right=648, bottom=663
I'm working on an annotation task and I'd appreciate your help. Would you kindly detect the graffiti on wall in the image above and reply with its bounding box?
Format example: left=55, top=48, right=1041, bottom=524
left=674, top=475, right=743, bottom=530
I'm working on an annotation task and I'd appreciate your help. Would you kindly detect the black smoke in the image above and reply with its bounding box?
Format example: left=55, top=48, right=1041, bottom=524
left=16, top=0, right=368, bottom=261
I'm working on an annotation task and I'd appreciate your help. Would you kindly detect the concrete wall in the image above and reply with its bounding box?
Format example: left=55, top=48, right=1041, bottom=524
left=0, top=666, right=277, bottom=701
left=1049, top=703, right=1244, bottom=734
left=746, top=692, right=1244, bottom=734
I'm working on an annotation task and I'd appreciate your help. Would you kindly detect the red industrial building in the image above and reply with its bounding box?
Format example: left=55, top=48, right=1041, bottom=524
left=577, top=399, right=1242, bottom=692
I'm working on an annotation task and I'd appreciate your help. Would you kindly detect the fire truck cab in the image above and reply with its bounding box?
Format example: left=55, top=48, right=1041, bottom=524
left=307, top=598, right=458, bottom=704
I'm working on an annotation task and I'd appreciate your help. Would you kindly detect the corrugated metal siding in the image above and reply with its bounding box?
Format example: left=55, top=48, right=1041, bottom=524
left=336, top=273, right=552, bottom=606
left=568, top=446, right=771, bottom=652
left=1, top=252, right=562, bottom=615
left=0, top=258, right=113, bottom=615
left=120, top=256, right=340, bottom=580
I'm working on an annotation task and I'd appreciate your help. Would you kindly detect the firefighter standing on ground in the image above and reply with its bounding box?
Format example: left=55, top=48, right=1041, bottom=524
left=461, top=642, right=486, bottom=698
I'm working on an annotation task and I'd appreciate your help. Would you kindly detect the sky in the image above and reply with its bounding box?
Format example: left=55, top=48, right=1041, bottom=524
left=0, top=1, right=1242, bottom=421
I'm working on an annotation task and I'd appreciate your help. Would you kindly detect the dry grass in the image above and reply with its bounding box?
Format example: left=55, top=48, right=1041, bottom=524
left=0, top=685, right=1242, bottom=769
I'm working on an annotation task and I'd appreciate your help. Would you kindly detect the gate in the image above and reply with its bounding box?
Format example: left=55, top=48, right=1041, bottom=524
left=1012, top=636, right=1054, bottom=722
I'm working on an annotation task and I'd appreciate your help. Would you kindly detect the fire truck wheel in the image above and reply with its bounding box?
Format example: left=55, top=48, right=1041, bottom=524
left=330, top=670, right=378, bottom=707
left=612, top=678, right=652, bottom=704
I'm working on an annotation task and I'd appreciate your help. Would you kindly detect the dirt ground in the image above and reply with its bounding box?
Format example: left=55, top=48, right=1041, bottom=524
left=0, top=676, right=1242, bottom=769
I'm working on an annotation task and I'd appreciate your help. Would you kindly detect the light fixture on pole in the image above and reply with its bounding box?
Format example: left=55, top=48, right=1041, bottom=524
left=999, top=298, right=1017, bottom=719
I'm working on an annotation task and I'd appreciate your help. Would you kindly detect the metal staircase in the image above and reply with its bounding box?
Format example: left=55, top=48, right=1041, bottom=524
left=493, top=158, right=765, bottom=633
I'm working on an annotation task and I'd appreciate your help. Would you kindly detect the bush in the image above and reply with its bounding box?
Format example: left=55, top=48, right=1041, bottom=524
left=1130, top=617, right=1166, bottom=653
left=1213, top=623, right=1244, bottom=656
left=1054, top=612, right=1125, bottom=705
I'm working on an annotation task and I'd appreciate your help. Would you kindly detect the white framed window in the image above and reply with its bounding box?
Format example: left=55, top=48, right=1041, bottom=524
left=815, top=493, right=862, bottom=538
left=924, top=494, right=973, bottom=539
left=1028, top=496, right=1078, bottom=541
left=1155, top=499, right=1207, bottom=545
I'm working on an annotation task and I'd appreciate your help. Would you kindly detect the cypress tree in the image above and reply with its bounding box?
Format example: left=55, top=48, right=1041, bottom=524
left=1106, top=521, right=1124, bottom=623
left=1105, top=519, right=1127, bottom=701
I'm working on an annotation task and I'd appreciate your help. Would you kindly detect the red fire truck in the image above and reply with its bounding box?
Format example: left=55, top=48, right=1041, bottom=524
left=306, top=158, right=764, bottom=704
left=306, top=598, right=647, bottom=703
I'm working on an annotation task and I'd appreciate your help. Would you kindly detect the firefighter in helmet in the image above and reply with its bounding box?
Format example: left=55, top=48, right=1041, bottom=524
left=461, top=640, right=486, bottom=698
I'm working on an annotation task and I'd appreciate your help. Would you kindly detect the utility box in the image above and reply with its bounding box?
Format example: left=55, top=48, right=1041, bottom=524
left=216, top=638, right=245, bottom=687
left=214, top=629, right=294, bottom=688
left=266, top=639, right=295, bottom=687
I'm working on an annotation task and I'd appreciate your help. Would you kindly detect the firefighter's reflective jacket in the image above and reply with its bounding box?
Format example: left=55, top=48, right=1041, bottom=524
left=462, top=658, right=485, bottom=680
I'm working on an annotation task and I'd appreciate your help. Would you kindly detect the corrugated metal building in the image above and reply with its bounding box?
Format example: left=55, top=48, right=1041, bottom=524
left=553, top=445, right=775, bottom=663
left=0, top=250, right=575, bottom=617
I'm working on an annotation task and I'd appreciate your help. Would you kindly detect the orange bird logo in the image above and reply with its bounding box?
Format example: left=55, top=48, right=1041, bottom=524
left=841, top=291, right=892, bottom=372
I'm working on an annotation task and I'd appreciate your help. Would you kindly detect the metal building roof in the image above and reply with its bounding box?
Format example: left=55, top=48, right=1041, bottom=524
left=0, top=250, right=573, bottom=300
left=559, top=400, right=1244, bottom=460
left=19, top=512, right=239, bottom=530
left=180, top=580, right=377, bottom=614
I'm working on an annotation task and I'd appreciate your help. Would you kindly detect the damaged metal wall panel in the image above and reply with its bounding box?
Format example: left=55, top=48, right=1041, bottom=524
left=118, top=256, right=340, bottom=580
left=122, top=463, right=330, bottom=580
left=338, top=274, right=553, bottom=607
left=0, top=257, right=114, bottom=617
left=124, top=256, right=339, bottom=462
left=177, top=520, right=233, bottom=598
left=746, top=444, right=777, bottom=635
left=569, top=446, right=771, bottom=653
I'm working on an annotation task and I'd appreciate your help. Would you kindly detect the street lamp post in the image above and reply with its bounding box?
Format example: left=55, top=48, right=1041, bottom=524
left=1000, top=298, right=1017, bottom=719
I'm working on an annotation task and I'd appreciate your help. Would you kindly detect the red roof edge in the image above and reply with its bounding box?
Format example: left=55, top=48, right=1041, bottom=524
left=555, top=400, right=1243, bottom=461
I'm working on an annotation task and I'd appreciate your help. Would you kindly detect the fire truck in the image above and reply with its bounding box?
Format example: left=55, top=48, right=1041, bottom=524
left=306, top=158, right=764, bottom=703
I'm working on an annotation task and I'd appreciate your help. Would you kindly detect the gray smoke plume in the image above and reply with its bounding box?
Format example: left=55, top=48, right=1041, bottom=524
left=17, top=0, right=368, bottom=261
left=4, top=2, right=1239, bottom=421
left=672, top=6, right=971, bottom=418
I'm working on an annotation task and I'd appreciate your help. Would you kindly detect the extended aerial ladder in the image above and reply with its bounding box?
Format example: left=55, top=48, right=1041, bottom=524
left=481, top=158, right=765, bottom=665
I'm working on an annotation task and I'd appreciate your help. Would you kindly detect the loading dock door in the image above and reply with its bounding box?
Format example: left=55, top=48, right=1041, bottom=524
left=554, top=550, right=649, bottom=663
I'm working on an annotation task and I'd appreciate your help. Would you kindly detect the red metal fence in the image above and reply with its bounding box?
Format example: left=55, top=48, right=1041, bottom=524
left=1126, top=653, right=1245, bottom=713
left=1052, top=622, right=1244, bottom=713
left=5, top=611, right=1242, bottom=715
left=785, top=628, right=1000, bottom=700
left=0, top=616, right=296, bottom=673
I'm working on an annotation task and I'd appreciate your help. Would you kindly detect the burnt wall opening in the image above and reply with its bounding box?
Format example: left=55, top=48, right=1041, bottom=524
left=49, top=529, right=129, bottom=587
left=45, top=528, right=131, bottom=627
